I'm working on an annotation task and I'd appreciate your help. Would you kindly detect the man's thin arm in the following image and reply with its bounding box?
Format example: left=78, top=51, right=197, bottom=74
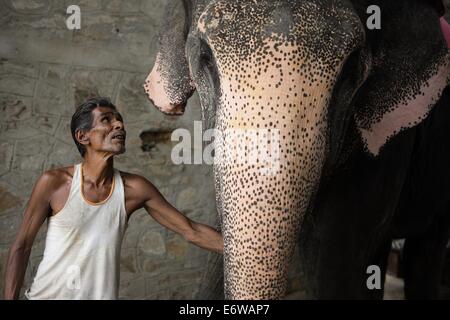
left=4, top=172, right=53, bottom=299
left=135, top=177, right=223, bottom=254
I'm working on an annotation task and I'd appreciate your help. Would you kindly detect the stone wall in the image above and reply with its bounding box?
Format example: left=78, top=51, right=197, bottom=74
left=0, top=0, right=304, bottom=299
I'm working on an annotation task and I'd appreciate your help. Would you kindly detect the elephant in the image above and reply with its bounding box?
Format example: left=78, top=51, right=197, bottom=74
left=143, top=0, right=450, bottom=299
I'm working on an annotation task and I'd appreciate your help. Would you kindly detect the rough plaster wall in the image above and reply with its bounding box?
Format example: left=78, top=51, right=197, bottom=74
left=0, top=0, right=304, bottom=299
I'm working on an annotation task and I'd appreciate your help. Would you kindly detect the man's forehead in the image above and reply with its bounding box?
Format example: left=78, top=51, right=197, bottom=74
left=93, top=106, right=122, bottom=117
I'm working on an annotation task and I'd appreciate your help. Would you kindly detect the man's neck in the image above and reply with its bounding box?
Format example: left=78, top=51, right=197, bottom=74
left=81, top=153, right=114, bottom=187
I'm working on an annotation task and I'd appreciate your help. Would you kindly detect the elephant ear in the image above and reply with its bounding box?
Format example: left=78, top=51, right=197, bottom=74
left=354, top=2, right=450, bottom=156
left=143, top=0, right=195, bottom=115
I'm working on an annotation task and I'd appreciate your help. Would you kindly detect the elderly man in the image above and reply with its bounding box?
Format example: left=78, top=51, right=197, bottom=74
left=4, top=97, right=223, bottom=300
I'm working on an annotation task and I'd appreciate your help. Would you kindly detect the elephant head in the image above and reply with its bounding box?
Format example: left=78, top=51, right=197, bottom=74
left=144, top=0, right=450, bottom=299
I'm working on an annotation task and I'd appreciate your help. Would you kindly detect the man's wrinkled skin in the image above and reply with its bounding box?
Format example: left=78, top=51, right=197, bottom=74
left=144, top=0, right=450, bottom=299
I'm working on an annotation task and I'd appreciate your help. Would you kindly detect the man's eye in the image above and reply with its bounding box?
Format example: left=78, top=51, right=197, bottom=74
left=102, top=117, right=109, bottom=122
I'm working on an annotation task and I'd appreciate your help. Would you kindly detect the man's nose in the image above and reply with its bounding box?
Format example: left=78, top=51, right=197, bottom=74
left=113, top=119, right=124, bottom=130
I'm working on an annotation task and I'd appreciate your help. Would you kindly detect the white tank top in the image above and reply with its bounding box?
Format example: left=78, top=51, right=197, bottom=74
left=25, top=164, right=128, bottom=300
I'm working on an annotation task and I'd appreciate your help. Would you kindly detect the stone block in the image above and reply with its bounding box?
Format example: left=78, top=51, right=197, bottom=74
left=150, top=269, right=201, bottom=298
left=1, top=169, right=41, bottom=194
left=71, top=13, right=117, bottom=44
left=169, top=283, right=199, bottom=299
left=30, top=114, right=60, bottom=135
left=183, top=247, right=208, bottom=269
left=40, top=64, right=69, bottom=86
left=0, top=141, right=14, bottom=176
left=119, top=275, right=146, bottom=299
left=0, top=185, right=23, bottom=214
left=12, top=154, right=45, bottom=172
left=8, top=0, right=50, bottom=13
left=0, top=74, right=35, bottom=97
left=34, top=87, right=66, bottom=116
left=45, top=140, right=81, bottom=170
left=63, top=0, right=102, bottom=12
left=54, top=117, right=73, bottom=145
left=15, top=135, right=53, bottom=156
left=0, top=94, right=32, bottom=125
left=139, top=0, right=166, bottom=23
left=122, top=214, right=165, bottom=249
left=120, top=271, right=140, bottom=284
left=68, top=67, right=120, bottom=111
left=144, top=287, right=171, bottom=300
left=138, top=230, right=166, bottom=256
left=0, top=245, right=9, bottom=298
left=120, top=249, right=137, bottom=273
left=0, top=212, right=21, bottom=245
left=0, top=118, right=43, bottom=140
left=34, top=64, right=70, bottom=117
left=121, top=222, right=141, bottom=249
left=1, top=11, right=157, bottom=72
left=166, top=235, right=188, bottom=260
left=104, top=0, right=141, bottom=13
left=138, top=255, right=166, bottom=274
left=175, top=187, right=198, bottom=212
left=0, top=59, right=38, bottom=78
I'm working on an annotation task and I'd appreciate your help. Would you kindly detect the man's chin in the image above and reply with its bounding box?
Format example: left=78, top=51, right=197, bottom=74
left=111, top=146, right=126, bottom=155
left=116, top=147, right=126, bottom=155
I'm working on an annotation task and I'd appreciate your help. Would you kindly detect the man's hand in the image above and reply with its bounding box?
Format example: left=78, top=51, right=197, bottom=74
left=123, top=174, right=223, bottom=254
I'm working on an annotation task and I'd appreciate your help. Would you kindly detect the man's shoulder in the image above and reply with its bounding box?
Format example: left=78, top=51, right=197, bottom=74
left=39, top=165, right=75, bottom=186
left=30, top=165, right=75, bottom=197
left=119, top=171, right=156, bottom=196
left=119, top=171, right=150, bottom=186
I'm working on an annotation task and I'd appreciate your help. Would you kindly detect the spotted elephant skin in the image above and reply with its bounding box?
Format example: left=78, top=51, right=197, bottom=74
left=144, top=0, right=450, bottom=299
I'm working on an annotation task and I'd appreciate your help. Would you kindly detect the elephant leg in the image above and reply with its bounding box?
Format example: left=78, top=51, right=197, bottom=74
left=299, top=125, right=416, bottom=299
left=402, top=217, right=450, bottom=299
left=396, top=88, right=450, bottom=300
left=299, top=194, right=395, bottom=299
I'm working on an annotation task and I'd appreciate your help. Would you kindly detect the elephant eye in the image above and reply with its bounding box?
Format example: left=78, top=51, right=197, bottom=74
left=199, top=40, right=215, bottom=68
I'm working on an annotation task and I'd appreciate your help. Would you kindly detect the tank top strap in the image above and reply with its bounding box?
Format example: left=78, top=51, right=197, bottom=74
left=69, top=163, right=82, bottom=198
left=113, top=169, right=125, bottom=204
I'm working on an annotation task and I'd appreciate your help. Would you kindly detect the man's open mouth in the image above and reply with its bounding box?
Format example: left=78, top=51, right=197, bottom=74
left=112, top=131, right=126, bottom=141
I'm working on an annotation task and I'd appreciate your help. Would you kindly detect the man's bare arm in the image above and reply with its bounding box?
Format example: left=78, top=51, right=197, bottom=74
left=3, top=172, right=54, bottom=299
left=129, top=175, right=223, bottom=254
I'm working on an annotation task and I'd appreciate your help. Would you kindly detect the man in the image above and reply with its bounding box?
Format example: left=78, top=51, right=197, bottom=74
left=3, top=97, right=223, bottom=300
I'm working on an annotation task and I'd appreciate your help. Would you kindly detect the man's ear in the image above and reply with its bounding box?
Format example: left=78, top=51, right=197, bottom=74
left=75, top=130, right=89, bottom=146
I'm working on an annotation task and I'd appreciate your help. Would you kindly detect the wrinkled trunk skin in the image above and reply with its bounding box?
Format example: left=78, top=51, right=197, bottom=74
left=190, top=0, right=364, bottom=299
left=216, top=66, right=330, bottom=299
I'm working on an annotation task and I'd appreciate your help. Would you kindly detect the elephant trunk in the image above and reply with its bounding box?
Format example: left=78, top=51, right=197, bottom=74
left=214, top=43, right=337, bottom=299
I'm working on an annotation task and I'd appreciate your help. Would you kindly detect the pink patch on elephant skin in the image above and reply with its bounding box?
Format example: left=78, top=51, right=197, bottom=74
left=143, top=54, right=185, bottom=115
left=360, top=60, right=450, bottom=156
left=440, top=17, right=450, bottom=49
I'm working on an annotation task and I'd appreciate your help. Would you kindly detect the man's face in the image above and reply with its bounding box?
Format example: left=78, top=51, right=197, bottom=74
left=84, top=106, right=126, bottom=156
